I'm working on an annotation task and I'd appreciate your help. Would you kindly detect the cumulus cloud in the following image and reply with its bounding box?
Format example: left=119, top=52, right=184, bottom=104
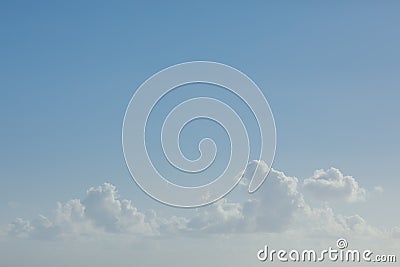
left=81, top=183, right=153, bottom=235
left=177, top=161, right=385, bottom=238
left=6, top=218, right=34, bottom=238
left=4, top=183, right=158, bottom=240
left=183, top=160, right=306, bottom=233
left=187, top=198, right=244, bottom=233
left=242, top=164, right=307, bottom=232
left=239, top=162, right=383, bottom=238
left=300, top=206, right=384, bottom=238
left=1, top=162, right=392, bottom=241
left=303, top=167, right=366, bottom=202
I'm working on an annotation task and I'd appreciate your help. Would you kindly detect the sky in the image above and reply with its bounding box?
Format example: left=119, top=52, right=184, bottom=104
left=0, top=1, right=399, bottom=266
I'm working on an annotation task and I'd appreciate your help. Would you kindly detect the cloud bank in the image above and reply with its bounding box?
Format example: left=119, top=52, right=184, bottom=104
left=3, top=161, right=397, bottom=242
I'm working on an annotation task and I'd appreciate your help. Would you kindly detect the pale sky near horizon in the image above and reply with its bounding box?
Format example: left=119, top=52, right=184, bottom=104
left=1, top=1, right=399, bottom=266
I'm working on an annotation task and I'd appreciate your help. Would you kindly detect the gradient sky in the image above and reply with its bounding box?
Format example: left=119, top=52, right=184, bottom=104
left=1, top=1, right=399, bottom=266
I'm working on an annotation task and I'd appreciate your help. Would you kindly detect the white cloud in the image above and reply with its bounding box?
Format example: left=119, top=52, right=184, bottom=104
left=81, top=183, right=153, bottom=235
left=4, top=183, right=157, bottom=240
left=179, top=161, right=386, bottom=239
left=242, top=165, right=307, bottom=232
left=187, top=198, right=244, bottom=233
left=1, top=162, right=393, bottom=243
left=239, top=162, right=383, bottom=238
left=303, top=167, right=366, bottom=202
left=6, top=218, right=34, bottom=238
left=300, top=206, right=384, bottom=238
left=183, top=161, right=306, bottom=233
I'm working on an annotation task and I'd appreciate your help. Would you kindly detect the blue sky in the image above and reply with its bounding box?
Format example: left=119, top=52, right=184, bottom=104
left=0, top=1, right=399, bottom=266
